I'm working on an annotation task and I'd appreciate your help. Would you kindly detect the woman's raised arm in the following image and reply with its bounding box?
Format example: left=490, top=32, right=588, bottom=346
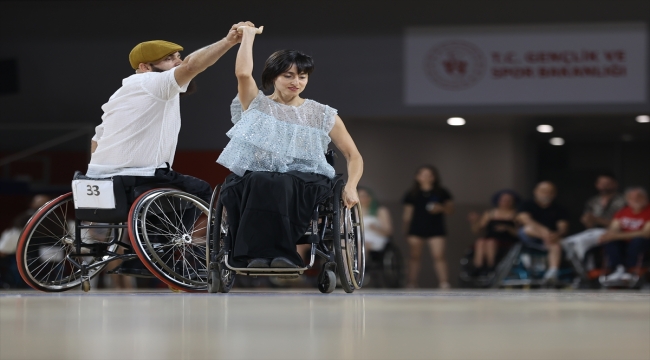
left=235, top=26, right=263, bottom=110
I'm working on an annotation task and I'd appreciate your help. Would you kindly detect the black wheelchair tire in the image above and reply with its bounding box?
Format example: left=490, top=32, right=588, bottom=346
left=332, top=181, right=354, bottom=293
left=207, top=270, right=221, bottom=293
left=318, top=270, right=336, bottom=293
left=208, top=189, right=236, bottom=294
left=218, top=260, right=236, bottom=293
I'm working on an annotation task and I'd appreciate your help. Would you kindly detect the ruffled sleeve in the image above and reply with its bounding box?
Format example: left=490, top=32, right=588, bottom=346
left=322, top=105, right=337, bottom=133
left=230, top=90, right=266, bottom=124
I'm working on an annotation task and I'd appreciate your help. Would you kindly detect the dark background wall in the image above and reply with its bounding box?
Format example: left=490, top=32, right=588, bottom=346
left=1, top=0, right=650, bottom=287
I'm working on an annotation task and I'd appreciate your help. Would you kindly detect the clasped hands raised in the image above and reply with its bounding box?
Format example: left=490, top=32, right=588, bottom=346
left=226, top=21, right=264, bottom=44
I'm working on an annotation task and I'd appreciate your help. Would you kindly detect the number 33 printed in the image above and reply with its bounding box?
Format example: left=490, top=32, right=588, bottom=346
left=86, top=185, right=101, bottom=196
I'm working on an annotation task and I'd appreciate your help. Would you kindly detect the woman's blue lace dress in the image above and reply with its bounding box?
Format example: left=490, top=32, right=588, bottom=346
left=217, top=90, right=337, bottom=178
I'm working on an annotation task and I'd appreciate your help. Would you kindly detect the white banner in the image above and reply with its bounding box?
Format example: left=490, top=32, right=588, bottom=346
left=404, top=23, right=647, bottom=105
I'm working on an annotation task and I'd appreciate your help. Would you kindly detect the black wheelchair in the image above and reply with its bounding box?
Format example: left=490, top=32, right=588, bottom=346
left=459, top=241, right=578, bottom=288
left=364, top=241, right=405, bottom=288
left=16, top=172, right=210, bottom=292
left=206, top=151, right=366, bottom=294
left=458, top=241, right=520, bottom=288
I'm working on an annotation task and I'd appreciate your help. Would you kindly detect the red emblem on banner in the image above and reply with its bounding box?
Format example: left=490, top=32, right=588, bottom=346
left=423, top=41, right=487, bottom=90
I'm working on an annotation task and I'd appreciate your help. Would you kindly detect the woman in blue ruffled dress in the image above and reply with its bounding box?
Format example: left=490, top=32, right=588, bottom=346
left=216, top=25, right=364, bottom=269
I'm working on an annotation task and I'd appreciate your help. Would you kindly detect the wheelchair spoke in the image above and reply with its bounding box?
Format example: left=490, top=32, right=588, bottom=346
left=32, top=218, right=66, bottom=240
left=18, top=195, right=119, bottom=291
left=166, top=195, right=190, bottom=235
left=143, top=221, right=178, bottom=239
left=184, top=246, right=205, bottom=268
left=149, top=201, right=179, bottom=234
left=52, top=258, right=68, bottom=283
left=134, top=191, right=209, bottom=289
left=156, top=243, right=179, bottom=259
left=28, top=250, right=62, bottom=275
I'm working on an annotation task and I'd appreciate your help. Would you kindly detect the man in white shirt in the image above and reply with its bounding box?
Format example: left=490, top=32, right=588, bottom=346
left=87, top=21, right=255, bottom=203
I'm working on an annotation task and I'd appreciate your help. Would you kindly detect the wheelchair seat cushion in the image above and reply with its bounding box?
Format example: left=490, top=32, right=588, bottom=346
left=220, top=170, right=333, bottom=268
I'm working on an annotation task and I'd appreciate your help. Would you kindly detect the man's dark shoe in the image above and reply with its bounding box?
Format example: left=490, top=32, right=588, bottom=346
left=270, top=257, right=299, bottom=268
left=248, top=258, right=271, bottom=268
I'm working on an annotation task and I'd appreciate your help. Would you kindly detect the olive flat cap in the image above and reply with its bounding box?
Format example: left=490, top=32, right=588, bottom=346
left=129, top=40, right=183, bottom=69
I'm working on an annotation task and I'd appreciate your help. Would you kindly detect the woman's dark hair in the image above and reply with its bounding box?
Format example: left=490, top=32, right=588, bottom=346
left=261, top=50, right=314, bottom=90
left=410, top=165, right=442, bottom=196
left=491, top=189, right=521, bottom=208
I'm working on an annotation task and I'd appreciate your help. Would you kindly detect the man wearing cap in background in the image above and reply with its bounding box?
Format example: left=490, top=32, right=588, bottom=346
left=86, top=21, right=255, bottom=203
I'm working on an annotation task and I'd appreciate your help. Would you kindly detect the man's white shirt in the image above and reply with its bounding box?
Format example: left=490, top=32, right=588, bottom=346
left=87, top=67, right=189, bottom=178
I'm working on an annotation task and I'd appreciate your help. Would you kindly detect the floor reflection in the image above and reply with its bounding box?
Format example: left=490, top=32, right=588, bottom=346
left=1, top=290, right=648, bottom=360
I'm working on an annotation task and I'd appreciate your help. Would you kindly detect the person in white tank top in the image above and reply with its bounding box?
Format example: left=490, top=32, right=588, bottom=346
left=359, top=188, right=392, bottom=252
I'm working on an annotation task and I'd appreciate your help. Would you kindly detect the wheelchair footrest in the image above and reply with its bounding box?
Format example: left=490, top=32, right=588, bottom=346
left=234, top=269, right=305, bottom=277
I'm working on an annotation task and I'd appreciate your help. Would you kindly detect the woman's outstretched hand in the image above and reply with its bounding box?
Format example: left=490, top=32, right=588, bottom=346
left=226, top=21, right=255, bottom=44
left=237, top=25, right=264, bottom=34
left=342, top=185, right=359, bottom=209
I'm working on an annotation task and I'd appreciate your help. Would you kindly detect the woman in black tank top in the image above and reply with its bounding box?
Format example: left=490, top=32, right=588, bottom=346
left=403, top=165, right=454, bottom=288
left=468, top=190, right=520, bottom=274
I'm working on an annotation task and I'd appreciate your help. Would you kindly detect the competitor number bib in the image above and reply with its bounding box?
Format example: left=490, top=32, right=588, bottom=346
left=72, top=179, right=116, bottom=209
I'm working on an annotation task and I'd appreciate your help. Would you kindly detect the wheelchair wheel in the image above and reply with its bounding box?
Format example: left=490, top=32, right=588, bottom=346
left=207, top=269, right=222, bottom=293
left=208, top=190, right=236, bottom=293
left=129, top=189, right=210, bottom=292
left=332, top=182, right=366, bottom=293
left=318, top=270, right=336, bottom=293
left=16, top=193, right=121, bottom=292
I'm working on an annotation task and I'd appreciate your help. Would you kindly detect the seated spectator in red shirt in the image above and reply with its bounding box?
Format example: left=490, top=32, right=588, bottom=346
left=598, top=187, right=650, bottom=283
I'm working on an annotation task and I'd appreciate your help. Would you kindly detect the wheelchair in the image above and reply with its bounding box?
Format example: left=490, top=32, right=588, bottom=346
left=459, top=240, right=578, bottom=288
left=364, top=241, right=405, bottom=288
left=458, top=240, right=519, bottom=288
left=15, top=172, right=210, bottom=292
left=206, top=151, right=366, bottom=294
left=496, top=242, right=577, bottom=288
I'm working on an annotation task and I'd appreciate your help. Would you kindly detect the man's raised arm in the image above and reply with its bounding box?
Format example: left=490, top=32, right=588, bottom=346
left=174, top=21, right=255, bottom=87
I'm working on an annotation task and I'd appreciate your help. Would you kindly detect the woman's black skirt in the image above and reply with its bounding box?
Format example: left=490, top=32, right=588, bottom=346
left=220, top=171, right=333, bottom=267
